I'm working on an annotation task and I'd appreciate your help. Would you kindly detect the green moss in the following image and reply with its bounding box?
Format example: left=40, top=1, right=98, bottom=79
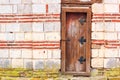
left=104, top=67, right=120, bottom=77
left=0, top=66, right=61, bottom=79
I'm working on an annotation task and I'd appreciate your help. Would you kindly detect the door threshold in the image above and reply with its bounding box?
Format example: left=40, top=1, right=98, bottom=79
left=63, top=71, right=90, bottom=76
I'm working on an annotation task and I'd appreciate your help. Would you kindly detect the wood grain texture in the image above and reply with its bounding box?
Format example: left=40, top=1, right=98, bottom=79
left=61, top=7, right=91, bottom=75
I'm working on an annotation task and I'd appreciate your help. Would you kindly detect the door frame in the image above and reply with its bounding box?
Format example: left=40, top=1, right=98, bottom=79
left=61, top=0, right=102, bottom=4
left=61, top=7, right=91, bottom=76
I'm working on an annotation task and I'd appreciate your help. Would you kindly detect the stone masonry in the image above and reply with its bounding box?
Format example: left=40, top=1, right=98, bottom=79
left=0, top=0, right=120, bottom=73
left=92, top=0, right=120, bottom=69
left=0, top=0, right=61, bottom=70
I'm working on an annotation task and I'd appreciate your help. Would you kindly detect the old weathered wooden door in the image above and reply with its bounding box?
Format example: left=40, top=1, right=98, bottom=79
left=61, top=7, right=91, bottom=76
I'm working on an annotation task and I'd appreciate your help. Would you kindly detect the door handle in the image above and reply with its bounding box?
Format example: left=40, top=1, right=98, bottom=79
left=78, top=36, right=86, bottom=44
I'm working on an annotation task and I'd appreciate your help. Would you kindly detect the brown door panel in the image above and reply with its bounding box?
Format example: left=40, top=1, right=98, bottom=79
left=61, top=7, right=91, bottom=75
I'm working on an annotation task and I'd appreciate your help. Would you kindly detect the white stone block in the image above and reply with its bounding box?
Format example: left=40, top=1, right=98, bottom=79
left=24, top=32, right=32, bottom=41
left=32, top=23, right=44, bottom=32
left=52, top=49, right=61, bottom=58
left=45, top=32, right=60, bottom=41
left=20, top=23, right=32, bottom=32
left=32, top=33, right=44, bottom=41
left=32, top=0, right=40, bottom=3
left=45, top=59, right=60, bottom=69
left=32, top=4, right=46, bottom=13
left=0, top=49, right=9, bottom=58
left=6, top=23, right=20, bottom=32
left=54, top=59, right=61, bottom=69
left=105, top=32, right=117, bottom=40
left=13, top=5, right=17, bottom=13
left=98, top=48, right=105, bottom=57
left=10, top=0, right=21, bottom=4
left=15, top=33, right=24, bottom=41
left=32, top=0, right=61, bottom=3
left=48, top=4, right=61, bottom=14
left=44, top=22, right=61, bottom=32
left=33, top=50, right=47, bottom=58
left=0, top=33, right=6, bottom=41
left=104, top=22, right=115, bottom=32
left=22, top=49, right=32, bottom=58
left=0, top=24, right=6, bottom=32
left=91, top=58, right=104, bottom=68
left=40, top=0, right=61, bottom=3
left=92, top=3, right=104, bottom=13
left=0, top=0, right=9, bottom=4
left=23, top=59, right=33, bottom=69
left=119, top=0, right=120, bottom=3
left=105, top=49, right=118, bottom=57
left=22, top=0, right=32, bottom=4
left=44, top=22, right=55, bottom=32
left=47, top=50, right=52, bottom=58
left=12, top=59, right=23, bottom=68
left=18, top=4, right=32, bottom=14
left=95, top=22, right=104, bottom=31
left=54, top=22, right=61, bottom=31
left=0, top=59, right=11, bottom=68
left=103, top=0, right=118, bottom=3
left=91, top=49, right=99, bottom=57
left=0, top=5, right=12, bottom=13
left=104, top=58, right=118, bottom=68
left=92, top=32, right=104, bottom=40
left=10, top=49, right=22, bottom=58
left=118, top=33, right=120, bottom=40
left=92, top=23, right=96, bottom=31
left=33, top=59, right=44, bottom=70
left=115, top=23, right=120, bottom=32
left=104, top=4, right=119, bottom=13
left=6, top=33, right=15, bottom=41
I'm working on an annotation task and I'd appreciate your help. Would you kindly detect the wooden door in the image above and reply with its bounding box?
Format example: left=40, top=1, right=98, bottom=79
left=61, top=7, right=91, bottom=76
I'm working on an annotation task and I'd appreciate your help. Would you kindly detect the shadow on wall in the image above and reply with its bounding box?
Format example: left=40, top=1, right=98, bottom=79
left=106, top=58, right=120, bottom=68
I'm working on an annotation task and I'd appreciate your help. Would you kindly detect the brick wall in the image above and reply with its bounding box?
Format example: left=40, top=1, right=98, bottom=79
left=91, top=0, right=120, bottom=68
left=0, top=0, right=61, bottom=70
left=0, top=0, right=120, bottom=70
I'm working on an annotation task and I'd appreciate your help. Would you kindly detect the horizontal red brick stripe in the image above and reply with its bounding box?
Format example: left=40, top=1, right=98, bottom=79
left=93, top=13, right=120, bottom=22
left=92, top=40, right=120, bottom=48
left=93, top=14, right=120, bottom=16
left=0, top=14, right=60, bottom=23
left=0, top=20, right=60, bottom=23
left=0, top=47, right=60, bottom=49
left=92, top=40, right=105, bottom=44
left=0, top=43, right=60, bottom=46
left=104, top=45, right=118, bottom=48
left=0, top=14, right=60, bottom=17
left=0, top=41, right=60, bottom=49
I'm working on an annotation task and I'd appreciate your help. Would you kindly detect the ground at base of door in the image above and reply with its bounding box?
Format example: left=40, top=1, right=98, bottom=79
left=1, top=76, right=120, bottom=80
